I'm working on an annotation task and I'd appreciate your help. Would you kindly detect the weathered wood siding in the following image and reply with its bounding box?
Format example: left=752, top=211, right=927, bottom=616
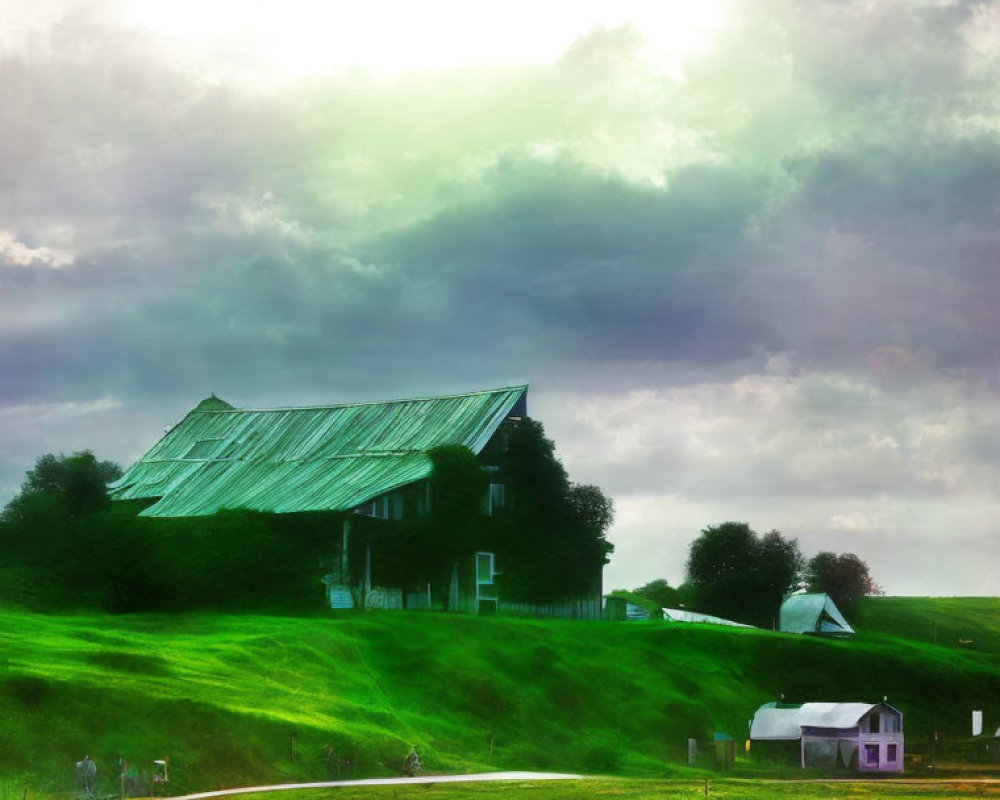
left=498, top=598, right=601, bottom=620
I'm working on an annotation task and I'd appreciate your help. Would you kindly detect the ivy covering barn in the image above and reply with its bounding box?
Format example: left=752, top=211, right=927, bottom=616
left=110, top=385, right=613, bottom=616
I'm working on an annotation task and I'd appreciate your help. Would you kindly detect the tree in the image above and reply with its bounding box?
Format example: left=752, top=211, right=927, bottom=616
left=806, top=551, right=880, bottom=610
left=757, top=528, right=805, bottom=616
left=489, top=418, right=614, bottom=602
left=429, top=444, right=489, bottom=546
left=428, top=444, right=490, bottom=593
left=0, top=450, right=124, bottom=608
left=632, top=579, right=679, bottom=609
left=3, top=450, right=122, bottom=522
left=567, top=484, right=615, bottom=540
left=685, top=521, right=802, bottom=627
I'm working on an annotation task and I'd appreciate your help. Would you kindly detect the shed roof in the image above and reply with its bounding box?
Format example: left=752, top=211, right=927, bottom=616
left=750, top=702, right=900, bottom=740
left=780, top=593, right=854, bottom=635
left=661, top=608, right=754, bottom=628
left=109, top=385, right=527, bottom=517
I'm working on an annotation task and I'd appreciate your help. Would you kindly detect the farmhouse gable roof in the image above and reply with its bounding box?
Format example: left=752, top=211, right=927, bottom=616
left=750, top=702, right=900, bottom=740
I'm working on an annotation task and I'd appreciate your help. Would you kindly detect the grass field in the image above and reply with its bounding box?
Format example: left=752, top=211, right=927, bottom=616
left=5, top=779, right=1000, bottom=800
left=217, top=778, right=1000, bottom=799
left=1, top=597, right=999, bottom=795
left=853, top=597, right=1000, bottom=664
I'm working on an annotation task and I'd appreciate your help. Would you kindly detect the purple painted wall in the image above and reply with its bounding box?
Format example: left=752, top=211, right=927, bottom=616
left=856, top=706, right=904, bottom=772
left=797, top=704, right=904, bottom=772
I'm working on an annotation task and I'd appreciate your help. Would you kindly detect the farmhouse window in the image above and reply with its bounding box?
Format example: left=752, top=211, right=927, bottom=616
left=485, top=483, right=505, bottom=515
left=476, top=552, right=495, bottom=585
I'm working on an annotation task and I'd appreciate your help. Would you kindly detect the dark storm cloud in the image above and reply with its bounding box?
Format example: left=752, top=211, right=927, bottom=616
left=3, top=1, right=999, bottom=413
left=746, top=137, right=1000, bottom=374
left=3, top=0, right=994, bottom=412
left=372, top=158, right=776, bottom=367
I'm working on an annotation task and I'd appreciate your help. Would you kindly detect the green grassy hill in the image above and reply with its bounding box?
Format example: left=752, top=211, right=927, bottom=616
left=2, top=597, right=999, bottom=795
left=853, top=596, right=1000, bottom=664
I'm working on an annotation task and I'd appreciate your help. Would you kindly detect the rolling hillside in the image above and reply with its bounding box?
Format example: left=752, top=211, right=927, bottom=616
left=2, top=597, right=998, bottom=794
left=853, top=596, right=1000, bottom=664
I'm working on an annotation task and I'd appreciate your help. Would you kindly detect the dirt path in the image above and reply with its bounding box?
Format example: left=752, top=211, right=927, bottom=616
left=166, top=772, right=587, bottom=800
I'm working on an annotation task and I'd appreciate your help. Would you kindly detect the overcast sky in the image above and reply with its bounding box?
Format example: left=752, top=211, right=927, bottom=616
left=2, top=0, right=999, bottom=596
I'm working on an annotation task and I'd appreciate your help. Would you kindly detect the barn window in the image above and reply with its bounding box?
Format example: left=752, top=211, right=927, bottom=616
left=416, top=481, right=432, bottom=518
left=355, top=494, right=403, bottom=520
left=886, top=744, right=897, bottom=763
left=868, top=713, right=881, bottom=733
left=864, top=744, right=879, bottom=766
left=388, top=494, right=404, bottom=520
left=483, top=483, right=505, bottom=515
left=354, top=498, right=383, bottom=518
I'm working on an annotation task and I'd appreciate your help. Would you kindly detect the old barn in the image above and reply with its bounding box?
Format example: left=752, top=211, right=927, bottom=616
left=109, top=385, right=605, bottom=617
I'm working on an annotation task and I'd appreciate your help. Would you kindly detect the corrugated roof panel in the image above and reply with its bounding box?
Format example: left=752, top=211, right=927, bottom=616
left=750, top=703, right=878, bottom=739
left=111, top=385, right=526, bottom=517
left=661, top=608, right=754, bottom=627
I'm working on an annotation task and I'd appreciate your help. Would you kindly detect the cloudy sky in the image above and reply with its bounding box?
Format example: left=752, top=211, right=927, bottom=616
left=2, top=0, right=1000, bottom=596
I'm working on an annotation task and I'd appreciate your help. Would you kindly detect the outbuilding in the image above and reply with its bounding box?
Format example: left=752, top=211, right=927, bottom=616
left=661, top=608, right=753, bottom=628
left=750, top=701, right=903, bottom=771
left=779, top=593, right=854, bottom=636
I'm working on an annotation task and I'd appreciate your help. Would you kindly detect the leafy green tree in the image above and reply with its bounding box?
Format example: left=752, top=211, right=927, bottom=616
left=757, top=528, right=805, bottom=623
left=427, top=444, right=490, bottom=596
left=2, top=451, right=122, bottom=523
left=632, top=579, right=679, bottom=609
left=490, top=418, right=614, bottom=603
left=430, top=445, right=490, bottom=534
left=1, top=451, right=121, bottom=562
left=685, top=522, right=802, bottom=627
left=0, top=451, right=124, bottom=607
left=806, top=551, right=880, bottom=610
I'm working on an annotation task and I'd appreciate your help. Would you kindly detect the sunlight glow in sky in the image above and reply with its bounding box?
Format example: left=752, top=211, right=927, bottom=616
left=122, top=0, right=730, bottom=78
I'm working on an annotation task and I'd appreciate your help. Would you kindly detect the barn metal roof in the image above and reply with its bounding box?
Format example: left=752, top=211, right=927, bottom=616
left=109, top=385, right=527, bottom=517
left=750, top=702, right=898, bottom=739
left=779, top=593, right=855, bottom=635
